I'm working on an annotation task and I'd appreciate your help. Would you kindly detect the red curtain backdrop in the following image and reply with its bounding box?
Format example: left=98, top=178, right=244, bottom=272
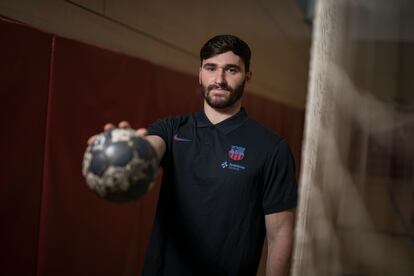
left=0, top=17, right=304, bottom=276
left=0, top=18, right=52, bottom=276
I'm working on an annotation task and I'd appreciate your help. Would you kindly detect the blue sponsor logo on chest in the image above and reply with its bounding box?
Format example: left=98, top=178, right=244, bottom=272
left=221, top=161, right=246, bottom=171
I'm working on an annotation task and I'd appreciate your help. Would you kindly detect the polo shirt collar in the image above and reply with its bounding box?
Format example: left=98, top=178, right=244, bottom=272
left=194, top=107, right=248, bottom=134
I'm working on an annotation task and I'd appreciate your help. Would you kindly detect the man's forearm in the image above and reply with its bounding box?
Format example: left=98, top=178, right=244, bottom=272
left=264, top=210, right=295, bottom=276
left=265, top=233, right=294, bottom=276
left=266, top=237, right=292, bottom=276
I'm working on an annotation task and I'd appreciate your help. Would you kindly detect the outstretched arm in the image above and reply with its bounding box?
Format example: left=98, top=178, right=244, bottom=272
left=146, top=134, right=166, bottom=163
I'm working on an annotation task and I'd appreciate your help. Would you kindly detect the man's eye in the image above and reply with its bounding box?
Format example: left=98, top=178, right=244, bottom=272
left=205, top=67, right=215, bottom=71
left=227, top=68, right=238, bottom=74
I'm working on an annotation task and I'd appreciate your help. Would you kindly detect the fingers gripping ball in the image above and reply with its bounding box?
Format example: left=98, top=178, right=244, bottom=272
left=82, top=128, right=158, bottom=202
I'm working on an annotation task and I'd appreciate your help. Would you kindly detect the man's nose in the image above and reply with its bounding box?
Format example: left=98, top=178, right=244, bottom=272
left=213, top=69, right=226, bottom=84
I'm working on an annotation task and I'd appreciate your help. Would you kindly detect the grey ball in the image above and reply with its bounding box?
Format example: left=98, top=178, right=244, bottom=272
left=82, top=128, right=158, bottom=202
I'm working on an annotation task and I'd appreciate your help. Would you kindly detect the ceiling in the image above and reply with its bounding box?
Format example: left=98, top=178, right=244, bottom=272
left=0, top=0, right=312, bottom=108
left=68, top=0, right=313, bottom=108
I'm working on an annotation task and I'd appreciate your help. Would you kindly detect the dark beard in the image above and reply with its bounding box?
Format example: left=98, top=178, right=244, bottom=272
left=200, top=80, right=245, bottom=109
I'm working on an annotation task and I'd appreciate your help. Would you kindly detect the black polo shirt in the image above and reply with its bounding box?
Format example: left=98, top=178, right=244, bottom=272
left=142, top=108, right=297, bottom=276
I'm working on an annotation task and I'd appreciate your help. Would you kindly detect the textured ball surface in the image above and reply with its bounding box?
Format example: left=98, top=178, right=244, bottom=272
left=82, top=128, right=158, bottom=202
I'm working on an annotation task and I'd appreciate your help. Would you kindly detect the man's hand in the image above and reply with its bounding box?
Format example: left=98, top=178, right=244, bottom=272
left=87, top=121, right=147, bottom=144
left=87, top=121, right=166, bottom=162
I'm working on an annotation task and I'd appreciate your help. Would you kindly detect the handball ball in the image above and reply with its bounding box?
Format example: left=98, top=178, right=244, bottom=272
left=82, top=128, right=158, bottom=202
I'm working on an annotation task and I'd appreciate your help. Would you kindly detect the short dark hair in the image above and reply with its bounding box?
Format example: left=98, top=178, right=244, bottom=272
left=200, top=34, right=252, bottom=72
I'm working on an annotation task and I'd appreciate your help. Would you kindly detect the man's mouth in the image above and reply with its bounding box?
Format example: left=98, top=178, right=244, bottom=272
left=209, top=89, right=230, bottom=98
left=208, top=85, right=231, bottom=93
left=211, top=88, right=228, bottom=92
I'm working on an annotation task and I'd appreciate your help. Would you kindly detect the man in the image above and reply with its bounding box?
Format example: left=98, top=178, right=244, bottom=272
left=105, top=35, right=297, bottom=275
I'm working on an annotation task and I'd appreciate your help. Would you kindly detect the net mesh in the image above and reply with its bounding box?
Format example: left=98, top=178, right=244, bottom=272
left=292, top=0, right=414, bottom=275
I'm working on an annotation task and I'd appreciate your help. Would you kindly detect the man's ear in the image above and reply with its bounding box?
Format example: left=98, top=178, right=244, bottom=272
left=245, top=71, right=252, bottom=83
left=198, top=68, right=202, bottom=84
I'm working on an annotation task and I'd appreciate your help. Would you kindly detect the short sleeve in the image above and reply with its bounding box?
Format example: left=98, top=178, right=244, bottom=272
left=148, top=118, right=172, bottom=144
left=262, top=139, right=298, bottom=214
left=147, top=118, right=174, bottom=168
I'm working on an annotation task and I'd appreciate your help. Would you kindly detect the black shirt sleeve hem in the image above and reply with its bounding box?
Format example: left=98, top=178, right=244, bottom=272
left=263, top=197, right=297, bottom=215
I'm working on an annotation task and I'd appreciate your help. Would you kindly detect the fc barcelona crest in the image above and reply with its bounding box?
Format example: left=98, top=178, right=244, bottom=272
left=228, top=145, right=246, bottom=161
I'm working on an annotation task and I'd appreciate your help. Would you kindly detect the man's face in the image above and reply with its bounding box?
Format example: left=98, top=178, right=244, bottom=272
left=199, top=51, right=251, bottom=109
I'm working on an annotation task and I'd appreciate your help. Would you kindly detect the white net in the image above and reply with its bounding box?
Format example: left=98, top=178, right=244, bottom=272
left=292, top=0, right=414, bottom=275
